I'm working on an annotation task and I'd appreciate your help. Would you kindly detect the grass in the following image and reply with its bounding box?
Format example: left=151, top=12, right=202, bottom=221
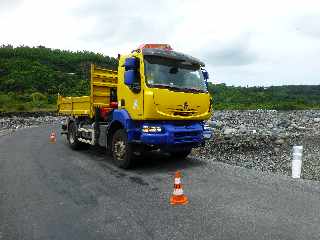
left=0, top=92, right=57, bottom=112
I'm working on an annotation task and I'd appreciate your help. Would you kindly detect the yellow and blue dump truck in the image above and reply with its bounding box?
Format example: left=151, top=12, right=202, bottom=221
left=57, top=44, right=213, bottom=168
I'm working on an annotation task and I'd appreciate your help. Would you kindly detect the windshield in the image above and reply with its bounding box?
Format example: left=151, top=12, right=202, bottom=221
left=144, top=56, right=207, bottom=92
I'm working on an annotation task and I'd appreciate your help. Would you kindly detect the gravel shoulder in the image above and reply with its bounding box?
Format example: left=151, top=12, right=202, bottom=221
left=0, top=111, right=64, bottom=131
left=193, top=110, right=320, bottom=181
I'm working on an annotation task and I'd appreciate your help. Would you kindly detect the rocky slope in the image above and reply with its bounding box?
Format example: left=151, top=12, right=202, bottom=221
left=0, top=112, right=64, bottom=132
left=193, top=110, right=320, bottom=181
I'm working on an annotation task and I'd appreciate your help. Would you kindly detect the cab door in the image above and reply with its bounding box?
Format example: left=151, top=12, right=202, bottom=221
left=117, top=55, right=144, bottom=120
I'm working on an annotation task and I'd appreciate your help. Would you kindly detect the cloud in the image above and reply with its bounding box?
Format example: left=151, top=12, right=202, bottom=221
left=1, top=0, right=320, bottom=86
left=295, top=14, right=320, bottom=38
left=203, top=33, right=258, bottom=67
left=0, top=0, right=23, bottom=13
left=72, top=0, right=180, bottom=48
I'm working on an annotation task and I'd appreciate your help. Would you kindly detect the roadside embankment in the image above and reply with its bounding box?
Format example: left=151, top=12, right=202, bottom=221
left=193, top=110, right=320, bottom=181
left=0, top=111, right=64, bottom=131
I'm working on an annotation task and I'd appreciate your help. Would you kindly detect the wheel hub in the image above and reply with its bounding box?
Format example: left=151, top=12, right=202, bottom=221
left=69, top=128, right=75, bottom=144
left=114, top=140, right=126, bottom=161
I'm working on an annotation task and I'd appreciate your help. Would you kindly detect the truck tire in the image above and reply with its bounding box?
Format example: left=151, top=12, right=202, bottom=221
left=170, top=149, right=192, bottom=159
left=111, top=129, right=133, bottom=169
left=67, top=122, right=85, bottom=150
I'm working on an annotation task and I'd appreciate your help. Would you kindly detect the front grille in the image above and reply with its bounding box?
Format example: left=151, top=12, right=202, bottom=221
left=172, top=122, right=193, bottom=126
left=173, top=131, right=201, bottom=143
left=173, top=111, right=194, bottom=116
left=174, top=131, right=199, bottom=138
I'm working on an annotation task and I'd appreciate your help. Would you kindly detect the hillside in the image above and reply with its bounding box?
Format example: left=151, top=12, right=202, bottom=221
left=0, top=45, right=319, bottom=111
left=0, top=45, right=118, bottom=111
left=208, top=83, right=320, bottom=110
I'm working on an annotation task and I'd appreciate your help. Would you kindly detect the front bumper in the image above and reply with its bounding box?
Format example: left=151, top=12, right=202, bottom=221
left=140, top=122, right=204, bottom=146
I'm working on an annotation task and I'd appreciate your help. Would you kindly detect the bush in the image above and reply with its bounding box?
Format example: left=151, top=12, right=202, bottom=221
left=0, top=93, right=11, bottom=107
left=48, top=95, right=57, bottom=104
left=31, top=92, right=47, bottom=102
left=15, top=103, right=28, bottom=111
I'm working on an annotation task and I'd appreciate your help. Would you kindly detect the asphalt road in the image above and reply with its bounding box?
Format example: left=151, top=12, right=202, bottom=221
left=1, top=125, right=320, bottom=240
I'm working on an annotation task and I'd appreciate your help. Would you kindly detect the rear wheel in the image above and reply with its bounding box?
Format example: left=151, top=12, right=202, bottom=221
left=170, top=149, right=192, bottom=159
left=67, top=122, right=87, bottom=150
left=111, top=129, right=134, bottom=169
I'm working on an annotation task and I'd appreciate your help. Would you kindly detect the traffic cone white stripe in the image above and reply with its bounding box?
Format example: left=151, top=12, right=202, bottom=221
left=174, top=178, right=181, bottom=185
left=173, top=188, right=183, bottom=196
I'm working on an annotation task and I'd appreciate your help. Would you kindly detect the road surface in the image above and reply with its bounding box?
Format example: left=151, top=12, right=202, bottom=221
left=1, top=125, right=320, bottom=240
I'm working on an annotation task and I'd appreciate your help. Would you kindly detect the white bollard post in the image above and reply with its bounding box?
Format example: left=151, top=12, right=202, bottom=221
left=292, top=145, right=303, bottom=178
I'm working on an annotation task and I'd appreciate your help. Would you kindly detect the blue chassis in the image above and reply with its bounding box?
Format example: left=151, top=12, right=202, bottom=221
left=110, top=109, right=209, bottom=151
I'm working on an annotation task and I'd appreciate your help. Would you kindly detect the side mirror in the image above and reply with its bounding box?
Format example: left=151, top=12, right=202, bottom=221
left=124, top=70, right=137, bottom=85
left=124, top=57, right=140, bottom=92
left=201, top=68, right=209, bottom=90
left=202, top=69, right=209, bottom=80
left=124, top=57, right=138, bottom=70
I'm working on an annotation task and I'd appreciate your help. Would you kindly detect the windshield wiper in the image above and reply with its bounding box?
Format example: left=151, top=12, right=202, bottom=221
left=176, top=87, right=206, bottom=93
left=150, top=84, right=181, bottom=91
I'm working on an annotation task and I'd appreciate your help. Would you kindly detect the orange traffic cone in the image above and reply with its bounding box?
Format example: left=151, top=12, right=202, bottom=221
left=49, top=131, right=56, bottom=143
left=170, top=171, right=188, bottom=205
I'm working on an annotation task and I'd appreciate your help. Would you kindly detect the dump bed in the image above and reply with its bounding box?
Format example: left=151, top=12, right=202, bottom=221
left=57, top=64, right=118, bottom=118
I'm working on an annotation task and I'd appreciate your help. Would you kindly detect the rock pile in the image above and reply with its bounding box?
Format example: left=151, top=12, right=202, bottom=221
left=0, top=112, right=65, bottom=130
left=193, top=110, right=320, bottom=181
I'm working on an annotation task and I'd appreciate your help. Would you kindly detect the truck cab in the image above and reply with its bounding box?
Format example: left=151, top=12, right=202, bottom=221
left=118, top=44, right=211, bottom=121
left=58, top=44, right=212, bottom=168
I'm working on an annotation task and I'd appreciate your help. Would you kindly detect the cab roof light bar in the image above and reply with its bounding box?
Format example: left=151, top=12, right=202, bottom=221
left=137, top=43, right=173, bottom=51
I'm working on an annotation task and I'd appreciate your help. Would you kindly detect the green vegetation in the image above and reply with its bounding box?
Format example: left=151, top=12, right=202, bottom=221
left=0, top=45, right=118, bottom=112
left=208, top=83, right=320, bottom=110
left=0, top=45, right=319, bottom=112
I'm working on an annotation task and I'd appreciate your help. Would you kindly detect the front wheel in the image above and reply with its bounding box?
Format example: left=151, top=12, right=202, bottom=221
left=111, top=129, right=134, bottom=169
left=170, top=149, right=192, bottom=159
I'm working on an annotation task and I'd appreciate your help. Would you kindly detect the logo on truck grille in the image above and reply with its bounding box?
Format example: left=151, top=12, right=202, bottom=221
left=183, top=102, right=189, bottom=110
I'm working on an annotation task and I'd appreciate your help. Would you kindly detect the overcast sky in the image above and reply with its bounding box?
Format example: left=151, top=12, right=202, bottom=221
left=0, top=0, right=320, bottom=86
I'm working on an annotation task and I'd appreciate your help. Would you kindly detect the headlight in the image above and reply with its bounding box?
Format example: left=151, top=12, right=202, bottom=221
left=142, top=125, right=163, bottom=133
